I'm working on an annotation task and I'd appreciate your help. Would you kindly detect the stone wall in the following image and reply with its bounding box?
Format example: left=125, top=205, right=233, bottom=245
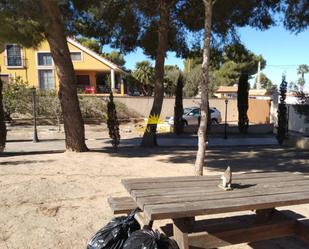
left=114, top=96, right=271, bottom=124
left=287, top=105, right=309, bottom=135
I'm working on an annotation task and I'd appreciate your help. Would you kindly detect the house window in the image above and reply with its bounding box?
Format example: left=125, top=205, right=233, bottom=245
left=6, top=44, right=22, bottom=67
left=39, top=69, right=55, bottom=90
left=38, top=53, right=53, bottom=66
left=70, top=52, right=82, bottom=61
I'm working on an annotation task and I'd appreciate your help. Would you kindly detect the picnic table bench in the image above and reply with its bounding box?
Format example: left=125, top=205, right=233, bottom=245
left=109, top=172, right=309, bottom=249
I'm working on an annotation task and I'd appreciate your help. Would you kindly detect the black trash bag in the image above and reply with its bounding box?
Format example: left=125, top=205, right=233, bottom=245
left=123, top=229, right=179, bottom=249
left=87, top=209, right=141, bottom=249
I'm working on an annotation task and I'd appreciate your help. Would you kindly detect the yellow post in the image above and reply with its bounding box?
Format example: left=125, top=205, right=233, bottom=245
left=120, top=79, right=125, bottom=95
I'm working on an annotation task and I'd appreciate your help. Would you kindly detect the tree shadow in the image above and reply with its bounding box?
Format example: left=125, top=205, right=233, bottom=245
left=95, top=146, right=196, bottom=158
left=161, top=210, right=308, bottom=249
left=98, top=145, right=309, bottom=174
left=0, top=159, right=56, bottom=166
left=6, top=138, right=65, bottom=143
left=247, top=236, right=308, bottom=249
left=203, top=146, right=309, bottom=174
left=1, top=150, right=64, bottom=157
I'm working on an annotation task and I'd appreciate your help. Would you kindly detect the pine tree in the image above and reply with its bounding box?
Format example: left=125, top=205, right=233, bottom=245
left=174, top=73, right=184, bottom=135
left=0, top=1, right=88, bottom=152
left=107, top=92, right=120, bottom=149
left=277, top=76, right=288, bottom=145
left=237, top=73, right=249, bottom=134
left=0, top=79, right=6, bottom=152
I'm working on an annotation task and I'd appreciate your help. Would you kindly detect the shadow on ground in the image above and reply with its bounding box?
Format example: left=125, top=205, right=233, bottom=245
left=0, top=159, right=56, bottom=166
left=100, top=145, right=309, bottom=174
left=1, top=150, right=65, bottom=157
left=6, top=138, right=65, bottom=143
left=247, top=237, right=309, bottom=249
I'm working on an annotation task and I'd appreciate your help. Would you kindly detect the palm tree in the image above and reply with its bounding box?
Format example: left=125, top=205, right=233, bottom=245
left=132, top=61, right=155, bottom=96
left=297, top=64, right=309, bottom=91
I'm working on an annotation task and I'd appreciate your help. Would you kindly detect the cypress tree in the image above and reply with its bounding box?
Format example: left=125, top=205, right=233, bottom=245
left=107, top=92, right=120, bottom=149
left=174, top=74, right=184, bottom=135
left=0, top=79, right=6, bottom=152
left=277, top=76, right=288, bottom=145
left=237, top=73, right=249, bottom=134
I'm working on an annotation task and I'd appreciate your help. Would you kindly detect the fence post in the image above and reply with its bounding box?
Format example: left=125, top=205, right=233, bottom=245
left=31, top=87, right=39, bottom=143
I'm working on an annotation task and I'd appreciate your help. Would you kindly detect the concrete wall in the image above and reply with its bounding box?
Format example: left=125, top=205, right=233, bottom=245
left=210, top=99, right=238, bottom=122
left=270, top=100, right=309, bottom=135
left=115, top=96, right=271, bottom=124
left=287, top=105, right=309, bottom=135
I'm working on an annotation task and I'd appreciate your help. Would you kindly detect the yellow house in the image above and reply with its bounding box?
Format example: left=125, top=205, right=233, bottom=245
left=0, top=38, right=126, bottom=94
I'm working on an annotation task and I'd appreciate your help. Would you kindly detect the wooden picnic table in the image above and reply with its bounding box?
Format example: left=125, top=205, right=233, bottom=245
left=122, top=171, right=309, bottom=249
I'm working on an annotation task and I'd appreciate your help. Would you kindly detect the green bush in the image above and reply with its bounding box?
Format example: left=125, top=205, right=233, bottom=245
left=79, top=96, right=107, bottom=121
left=3, top=77, right=32, bottom=119
left=36, top=90, right=62, bottom=128
left=78, top=96, right=135, bottom=122
left=3, top=78, right=137, bottom=125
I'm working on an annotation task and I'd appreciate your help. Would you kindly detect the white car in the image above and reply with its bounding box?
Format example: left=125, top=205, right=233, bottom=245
left=166, top=107, right=222, bottom=126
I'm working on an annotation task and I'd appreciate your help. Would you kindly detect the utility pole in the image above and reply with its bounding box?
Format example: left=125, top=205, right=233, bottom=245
left=256, top=61, right=261, bottom=89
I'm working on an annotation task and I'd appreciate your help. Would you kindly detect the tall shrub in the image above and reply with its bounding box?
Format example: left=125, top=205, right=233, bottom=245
left=174, top=74, right=184, bottom=135
left=2, top=77, right=31, bottom=120
left=237, top=73, right=249, bottom=134
left=0, top=79, right=6, bottom=152
left=277, top=76, right=288, bottom=145
left=107, top=92, right=120, bottom=149
left=37, top=91, right=62, bottom=131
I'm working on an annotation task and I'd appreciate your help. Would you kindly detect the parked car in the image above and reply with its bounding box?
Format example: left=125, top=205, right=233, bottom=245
left=166, top=107, right=222, bottom=126
left=84, top=86, right=96, bottom=94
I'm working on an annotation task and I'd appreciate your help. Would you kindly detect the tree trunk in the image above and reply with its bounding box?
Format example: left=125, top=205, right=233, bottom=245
left=0, top=79, right=7, bottom=152
left=141, top=0, right=170, bottom=147
left=40, top=0, right=88, bottom=152
left=194, top=0, right=213, bottom=176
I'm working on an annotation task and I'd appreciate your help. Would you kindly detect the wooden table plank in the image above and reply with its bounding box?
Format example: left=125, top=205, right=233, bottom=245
left=131, top=179, right=309, bottom=199
left=124, top=174, right=309, bottom=192
left=136, top=182, right=309, bottom=208
left=107, top=197, right=138, bottom=214
left=122, top=172, right=307, bottom=186
left=144, top=191, right=309, bottom=220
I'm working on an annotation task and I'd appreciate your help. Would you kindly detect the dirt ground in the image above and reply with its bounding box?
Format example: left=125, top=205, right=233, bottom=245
left=1, top=126, right=309, bottom=249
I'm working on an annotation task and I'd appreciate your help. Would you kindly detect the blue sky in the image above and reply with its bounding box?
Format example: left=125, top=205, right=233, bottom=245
left=104, top=24, right=309, bottom=89
left=238, top=25, right=309, bottom=89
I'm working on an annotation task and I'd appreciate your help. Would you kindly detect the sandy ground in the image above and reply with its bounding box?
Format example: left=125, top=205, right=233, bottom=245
left=1, top=126, right=309, bottom=249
